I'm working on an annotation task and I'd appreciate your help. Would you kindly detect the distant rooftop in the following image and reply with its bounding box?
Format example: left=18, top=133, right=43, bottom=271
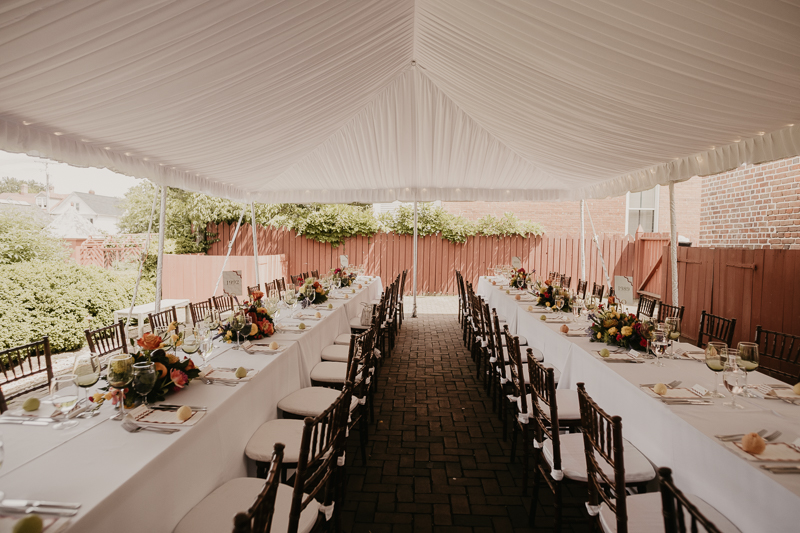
left=70, top=191, right=123, bottom=217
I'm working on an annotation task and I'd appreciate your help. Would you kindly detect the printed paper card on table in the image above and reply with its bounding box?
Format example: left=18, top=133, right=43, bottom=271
left=223, top=270, right=243, bottom=296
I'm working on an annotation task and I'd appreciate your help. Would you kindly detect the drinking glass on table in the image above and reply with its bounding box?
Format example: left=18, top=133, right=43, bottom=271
left=737, top=342, right=759, bottom=397
left=650, top=331, right=668, bottom=366
left=229, top=313, right=246, bottom=350
left=50, top=375, right=80, bottom=430
left=571, top=297, right=583, bottom=323
left=182, top=327, right=201, bottom=355
left=284, top=289, right=298, bottom=318
left=704, top=341, right=727, bottom=398
left=665, top=317, right=681, bottom=358
left=72, top=352, right=101, bottom=413
left=132, top=362, right=157, bottom=408
left=722, top=348, right=745, bottom=409
left=107, top=354, right=134, bottom=419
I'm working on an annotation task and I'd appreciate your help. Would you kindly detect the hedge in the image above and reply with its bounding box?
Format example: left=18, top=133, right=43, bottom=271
left=0, top=261, right=156, bottom=354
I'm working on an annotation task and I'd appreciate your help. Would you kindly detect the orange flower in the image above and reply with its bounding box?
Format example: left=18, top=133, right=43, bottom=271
left=252, top=290, right=264, bottom=301
left=154, top=362, right=167, bottom=378
left=138, top=333, right=162, bottom=351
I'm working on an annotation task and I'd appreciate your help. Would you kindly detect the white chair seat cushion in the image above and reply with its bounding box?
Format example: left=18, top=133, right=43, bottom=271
left=173, top=479, right=320, bottom=533
left=598, top=492, right=741, bottom=533
left=333, top=333, right=352, bottom=346
left=310, top=361, right=347, bottom=383
left=278, top=387, right=342, bottom=418
left=320, top=344, right=350, bottom=362
left=501, top=335, right=528, bottom=346
left=543, top=433, right=655, bottom=484
left=245, top=419, right=305, bottom=463
left=349, top=317, right=370, bottom=330
left=520, top=389, right=579, bottom=420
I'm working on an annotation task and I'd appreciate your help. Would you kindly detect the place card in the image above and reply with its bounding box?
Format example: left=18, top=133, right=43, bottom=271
left=129, top=405, right=205, bottom=426
left=690, top=384, right=710, bottom=397
left=628, top=349, right=641, bottom=359
left=734, top=442, right=800, bottom=462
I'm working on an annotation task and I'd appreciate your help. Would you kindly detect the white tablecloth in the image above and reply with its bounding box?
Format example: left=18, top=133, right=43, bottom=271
left=0, top=277, right=383, bottom=533
left=476, top=276, right=800, bottom=533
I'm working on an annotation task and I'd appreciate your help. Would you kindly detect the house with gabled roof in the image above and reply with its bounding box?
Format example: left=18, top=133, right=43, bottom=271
left=49, top=190, right=122, bottom=234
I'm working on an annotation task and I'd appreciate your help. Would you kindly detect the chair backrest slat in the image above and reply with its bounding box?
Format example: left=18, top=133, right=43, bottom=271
left=657, top=303, right=685, bottom=324
left=189, top=299, right=214, bottom=325
left=697, top=311, right=736, bottom=348
left=85, top=320, right=128, bottom=357
left=213, top=295, right=235, bottom=314
left=148, top=306, right=178, bottom=331
left=0, top=337, right=53, bottom=402
left=636, top=295, right=659, bottom=320
left=755, top=325, right=800, bottom=384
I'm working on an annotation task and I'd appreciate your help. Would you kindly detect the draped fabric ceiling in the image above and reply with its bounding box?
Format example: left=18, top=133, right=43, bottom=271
left=1, top=0, right=799, bottom=204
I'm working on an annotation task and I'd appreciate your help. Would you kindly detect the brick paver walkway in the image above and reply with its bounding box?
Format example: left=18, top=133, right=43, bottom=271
left=342, top=296, right=592, bottom=532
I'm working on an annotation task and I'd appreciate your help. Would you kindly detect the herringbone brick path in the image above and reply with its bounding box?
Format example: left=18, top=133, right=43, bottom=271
left=342, top=296, right=592, bottom=532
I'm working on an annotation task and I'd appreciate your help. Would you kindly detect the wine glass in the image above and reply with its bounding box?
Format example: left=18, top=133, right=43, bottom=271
left=722, top=348, right=745, bottom=409
left=571, top=297, right=584, bottom=323
left=305, top=285, right=316, bottom=307
left=650, top=331, right=668, bottom=366
left=181, top=327, right=201, bottom=356
left=665, top=317, right=681, bottom=358
left=230, top=313, right=246, bottom=350
left=132, top=362, right=157, bottom=407
left=50, top=375, right=80, bottom=430
left=107, top=354, right=134, bottom=419
left=737, top=342, right=759, bottom=397
left=72, top=352, right=100, bottom=412
left=284, top=289, right=298, bottom=318
left=200, top=336, right=214, bottom=367
left=704, top=341, right=727, bottom=398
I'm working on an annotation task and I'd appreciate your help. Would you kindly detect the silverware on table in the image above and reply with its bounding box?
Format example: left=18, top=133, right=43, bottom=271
left=0, top=505, right=78, bottom=516
left=716, top=429, right=767, bottom=442
left=660, top=399, right=713, bottom=405
left=151, top=404, right=208, bottom=411
left=0, top=418, right=54, bottom=426
left=761, top=465, right=800, bottom=474
left=121, top=417, right=180, bottom=434
left=202, top=378, right=238, bottom=386
left=1, top=499, right=81, bottom=510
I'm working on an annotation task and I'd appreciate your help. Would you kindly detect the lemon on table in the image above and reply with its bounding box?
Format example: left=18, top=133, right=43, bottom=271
left=22, top=397, right=40, bottom=412
left=234, top=367, right=248, bottom=379
left=13, top=514, right=43, bottom=533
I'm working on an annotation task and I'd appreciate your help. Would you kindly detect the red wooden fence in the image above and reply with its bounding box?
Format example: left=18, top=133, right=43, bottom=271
left=208, top=223, right=669, bottom=297
left=661, top=246, right=800, bottom=346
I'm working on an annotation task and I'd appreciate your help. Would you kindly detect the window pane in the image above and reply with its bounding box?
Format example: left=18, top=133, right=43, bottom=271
left=639, top=187, right=656, bottom=207
left=627, top=209, right=655, bottom=234
left=629, top=191, right=643, bottom=209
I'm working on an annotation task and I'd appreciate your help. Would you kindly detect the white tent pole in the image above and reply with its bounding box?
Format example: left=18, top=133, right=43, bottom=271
left=213, top=205, right=247, bottom=297
left=585, top=203, right=611, bottom=289
left=126, top=184, right=160, bottom=329
left=154, top=185, right=168, bottom=313
left=579, top=199, right=586, bottom=280
left=250, top=202, right=260, bottom=287
left=669, top=183, right=679, bottom=306
left=412, top=199, right=418, bottom=318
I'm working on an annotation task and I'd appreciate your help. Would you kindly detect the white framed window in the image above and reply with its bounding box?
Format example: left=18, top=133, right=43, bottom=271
left=36, top=196, right=46, bottom=207
left=625, top=186, right=659, bottom=235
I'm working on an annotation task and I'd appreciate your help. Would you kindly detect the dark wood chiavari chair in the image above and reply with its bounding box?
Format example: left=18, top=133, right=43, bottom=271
left=264, top=280, right=278, bottom=295
left=189, top=299, right=214, bottom=325
left=504, top=326, right=534, bottom=494
left=397, top=269, right=407, bottom=329
left=348, top=326, right=377, bottom=465
left=0, top=337, right=54, bottom=404
left=591, top=282, right=605, bottom=301
left=548, top=271, right=560, bottom=282
left=636, top=295, right=658, bottom=320
left=85, top=319, right=129, bottom=357
left=290, top=274, right=303, bottom=285
left=0, top=389, right=7, bottom=414
left=247, top=284, right=262, bottom=298
left=232, top=443, right=284, bottom=533
left=302, top=271, right=309, bottom=279
left=148, top=306, right=178, bottom=331
left=560, top=275, right=572, bottom=289
left=656, top=302, right=684, bottom=324
left=697, top=310, right=736, bottom=348
left=754, top=325, right=800, bottom=384
left=658, top=467, right=725, bottom=533
left=577, top=382, right=656, bottom=533
left=310, top=269, right=319, bottom=278
left=526, top=354, right=582, bottom=529
left=213, top=295, right=236, bottom=316
left=576, top=279, right=588, bottom=299
left=275, top=278, right=287, bottom=295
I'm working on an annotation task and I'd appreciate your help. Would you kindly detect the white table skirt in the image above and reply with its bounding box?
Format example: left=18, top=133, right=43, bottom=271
left=476, top=276, right=800, bottom=533
left=0, top=277, right=383, bottom=533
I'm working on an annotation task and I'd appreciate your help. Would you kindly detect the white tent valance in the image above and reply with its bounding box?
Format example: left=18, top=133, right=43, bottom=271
left=1, top=0, right=798, bottom=203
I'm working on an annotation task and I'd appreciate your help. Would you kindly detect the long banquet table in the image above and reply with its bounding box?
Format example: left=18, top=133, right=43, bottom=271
left=0, top=277, right=383, bottom=533
left=477, top=276, right=800, bottom=533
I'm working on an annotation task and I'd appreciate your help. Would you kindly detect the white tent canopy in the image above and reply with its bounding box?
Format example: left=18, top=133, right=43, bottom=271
left=0, top=0, right=798, bottom=204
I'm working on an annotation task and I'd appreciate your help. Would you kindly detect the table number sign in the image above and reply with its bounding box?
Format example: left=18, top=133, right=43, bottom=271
left=614, top=275, right=634, bottom=303
left=340, top=254, right=349, bottom=268
left=511, top=256, right=522, bottom=269
left=223, top=270, right=243, bottom=296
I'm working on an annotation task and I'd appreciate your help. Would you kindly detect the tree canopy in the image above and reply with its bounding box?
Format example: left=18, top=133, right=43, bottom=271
left=0, top=176, right=46, bottom=194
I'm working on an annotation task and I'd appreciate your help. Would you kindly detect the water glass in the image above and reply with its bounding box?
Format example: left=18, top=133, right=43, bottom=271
left=722, top=349, right=745, bottom=409
left=132, top=362, right=157, bottom=407
left=650, top=331, right=668, bottom=366
left=50, top=375, right=80, bottom=430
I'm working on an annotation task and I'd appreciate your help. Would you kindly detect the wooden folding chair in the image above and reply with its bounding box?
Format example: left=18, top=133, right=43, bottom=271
left=697, top=310, right=736, bottom=348
left=0, top=337, right=54, bottom=404
left=636, top=295, right=658, bottom=320
left=189, top=299, right=214, bottom=325
left=148, top=306, right=178, bottom=332
left=755, top=325, right=800, bottom=384
left=85, top=319, right=129, bottom=357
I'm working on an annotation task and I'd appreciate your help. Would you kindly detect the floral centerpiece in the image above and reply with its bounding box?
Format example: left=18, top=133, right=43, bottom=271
left=332, top=267, right=356, bottom=288
left=298, top=277, right=328, bottom=304
left=101, top=331, right=201, bottom=406
left=216, top=291, right=275, bottom=344
left=535, top=280, right=571, bottom=312
left=509, top=268, right=533, bottom=289
left=588, top=307, right=649, bottom=351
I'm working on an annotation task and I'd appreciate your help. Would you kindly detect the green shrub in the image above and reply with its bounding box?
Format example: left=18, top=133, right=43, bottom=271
left=0, top=211, right=68, bottom=264
left=0, top=261, right=155, bottom=353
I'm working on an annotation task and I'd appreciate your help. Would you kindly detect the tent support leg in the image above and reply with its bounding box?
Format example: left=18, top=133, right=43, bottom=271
left=126, top=185, right=160, bottom=330
left=251, top=202, right=260, bottom=287
left=154, top=185, right=167, bottom=313
left=580, top=199, right=586, bottom=281
left=669, top=182, right=679, bottom=306
left=412, top=200, right=418, bottom=318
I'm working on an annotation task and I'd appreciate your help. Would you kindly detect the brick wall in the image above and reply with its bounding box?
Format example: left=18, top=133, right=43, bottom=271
left=441, top=177, right=701, bottom=243
left=700, top=156, right=800, bottom=249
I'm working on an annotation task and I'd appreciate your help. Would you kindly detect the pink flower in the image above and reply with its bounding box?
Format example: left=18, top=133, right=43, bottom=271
left=170, top=369, right=189, bottom=389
